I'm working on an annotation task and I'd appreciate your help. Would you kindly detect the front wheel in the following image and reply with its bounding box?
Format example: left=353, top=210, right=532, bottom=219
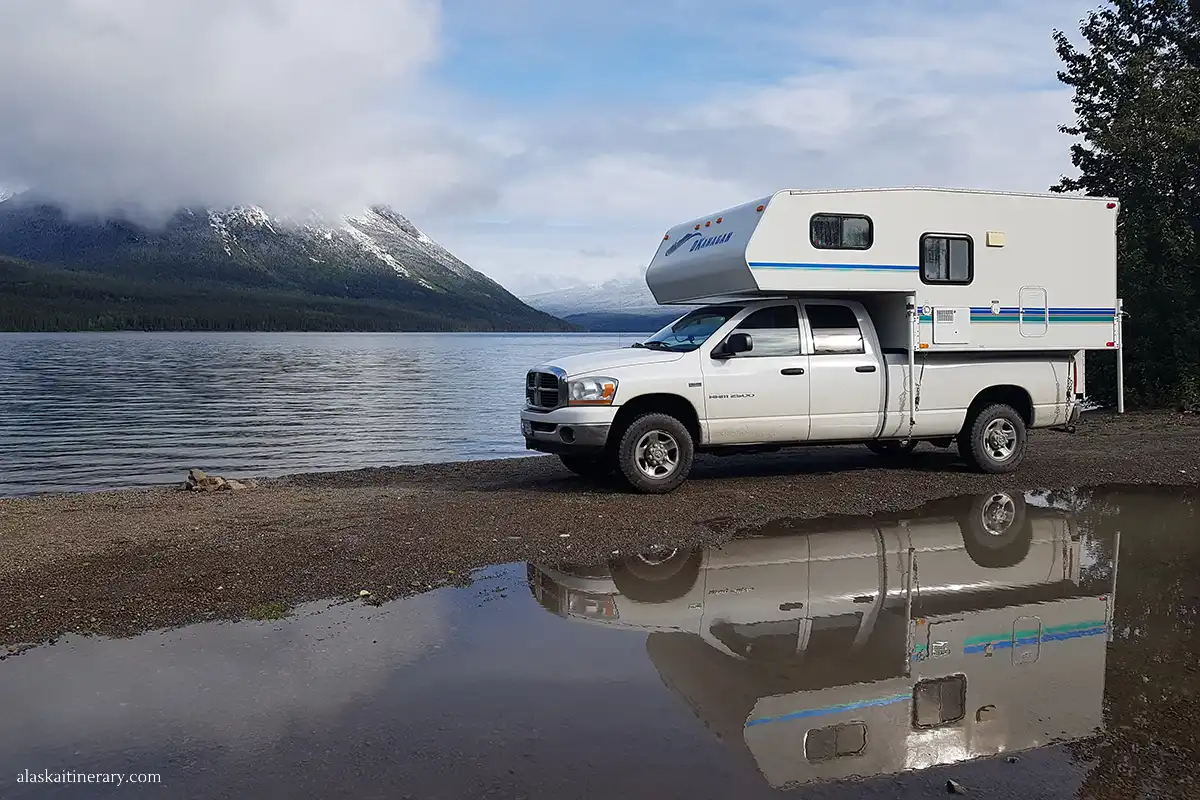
left=959, top=403, right=1027, bottom=473
left=615, top=413, right=695, bottom=494
left=559, top=454, right=613, bottom=478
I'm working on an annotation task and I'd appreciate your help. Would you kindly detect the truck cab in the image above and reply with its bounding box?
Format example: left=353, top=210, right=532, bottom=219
left=523, top=296, right=1073, bottom=493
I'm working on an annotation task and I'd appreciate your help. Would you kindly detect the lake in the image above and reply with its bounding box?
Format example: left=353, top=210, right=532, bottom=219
left=0, top=331, right=643, bottom=497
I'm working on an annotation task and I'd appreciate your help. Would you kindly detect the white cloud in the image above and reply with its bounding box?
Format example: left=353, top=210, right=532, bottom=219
left=443, top=0, right=1098, bottom=294
left=0, top=0, right=461, bottom=222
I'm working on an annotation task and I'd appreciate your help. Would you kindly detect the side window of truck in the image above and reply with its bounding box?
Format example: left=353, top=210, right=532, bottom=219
left=811, top=214, right=873, bottom=250
left=805, top=304, right=866, bottom=355
left=730, top=305, right=801, bottom=357
left=920, top=234, right=973, bottom=284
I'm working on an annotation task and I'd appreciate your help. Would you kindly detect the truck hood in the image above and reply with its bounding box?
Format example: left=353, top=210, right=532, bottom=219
left=539, top=347, right=686, bottom=377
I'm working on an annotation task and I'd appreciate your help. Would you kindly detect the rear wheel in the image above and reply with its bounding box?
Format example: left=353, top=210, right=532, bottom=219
left=958, top=491, right=1033, bottom=568
left=615, top=413, right=695, bottom=494
left=558, top=454, right=613, bottom=478
left=959, top=403, right=1027, bottom=473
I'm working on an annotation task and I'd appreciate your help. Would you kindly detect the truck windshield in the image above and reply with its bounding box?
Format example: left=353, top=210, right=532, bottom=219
left=638, top=305, right=743, bottom=352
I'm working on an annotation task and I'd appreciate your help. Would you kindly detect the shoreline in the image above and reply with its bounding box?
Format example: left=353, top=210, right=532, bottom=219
left=2, top=408, right=1198, bottom=650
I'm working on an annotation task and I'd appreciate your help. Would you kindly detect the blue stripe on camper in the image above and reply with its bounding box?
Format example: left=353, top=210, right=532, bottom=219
left=916, top=307, right=1116, bottom=324
left=962, top=624, right=1108, bottom=654
left=745, top=692, right=910, bottom=727
left=748, top=261, right=920, bottom=272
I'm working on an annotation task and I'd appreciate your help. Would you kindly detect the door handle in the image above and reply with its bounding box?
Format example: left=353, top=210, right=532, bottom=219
left=780, top=367, right=805, bottom=375
left=855, top=365, right=877, bottom=373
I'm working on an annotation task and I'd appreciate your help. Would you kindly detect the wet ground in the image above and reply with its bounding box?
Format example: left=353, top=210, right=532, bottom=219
left=2, top=484, right=1198, bottom=798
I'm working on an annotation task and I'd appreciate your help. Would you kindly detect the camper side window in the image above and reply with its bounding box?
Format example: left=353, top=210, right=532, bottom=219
left=805, top=304, right=866, bottom=355
left=729, top=305, right=801, bottom=357
left=811, top=214, right=873, bottom=250
left=920, top=234, right=973, bottom=285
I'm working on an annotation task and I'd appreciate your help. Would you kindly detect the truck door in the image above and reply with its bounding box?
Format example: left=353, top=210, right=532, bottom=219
left=699, top=534, right=811, bottom=661
left=804, top=528, right=889, bottom=655
left=802, top=303, right=885, bottom=441
left=701, top=303, right=811, bottom=445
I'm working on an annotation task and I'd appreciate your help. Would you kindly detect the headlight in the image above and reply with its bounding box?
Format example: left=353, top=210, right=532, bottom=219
left=568, top=376, right=618, bottom=406
left=567, top=591, right=619, bottom=620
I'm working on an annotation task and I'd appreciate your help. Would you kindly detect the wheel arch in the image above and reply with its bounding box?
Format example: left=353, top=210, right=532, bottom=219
left=611, top=393, right=703, bottom=446
left=963, top=384, right=1033, bottom=431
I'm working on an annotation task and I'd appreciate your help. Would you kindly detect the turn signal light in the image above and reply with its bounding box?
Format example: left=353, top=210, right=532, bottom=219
left=756, top=205, right=765, bottom=212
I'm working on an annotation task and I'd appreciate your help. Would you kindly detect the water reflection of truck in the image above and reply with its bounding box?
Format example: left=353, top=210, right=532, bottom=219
left=527, top=492, right=1117, bottom=788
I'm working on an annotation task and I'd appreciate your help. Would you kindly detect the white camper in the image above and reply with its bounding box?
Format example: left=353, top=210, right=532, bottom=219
left=521, top=188, right=1121, bottom=493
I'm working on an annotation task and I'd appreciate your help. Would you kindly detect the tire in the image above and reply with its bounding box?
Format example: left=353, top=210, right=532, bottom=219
left=958, top=491, right=1033, bottom=568
left=959, top=403, right=1027, bottom=474
left=615, top=413, right=695, bottom=494
left=609, top=547, right=702, bottom=603
left=866, top=440, right=918, bottom=457
left=558, top=454, right=613, bottom=478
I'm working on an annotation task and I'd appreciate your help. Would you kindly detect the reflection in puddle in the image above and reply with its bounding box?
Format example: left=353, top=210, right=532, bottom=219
left=1, top=486, right=1196, bottom=799
left=530, top=490, right=1119, bottom=789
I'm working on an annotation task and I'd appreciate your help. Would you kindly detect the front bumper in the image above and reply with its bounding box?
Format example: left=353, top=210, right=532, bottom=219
left=521, top=406, right=615, bottom=455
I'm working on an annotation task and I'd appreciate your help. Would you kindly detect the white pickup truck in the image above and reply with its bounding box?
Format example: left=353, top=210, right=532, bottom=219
left=521, top=297, right=1079, bottom=493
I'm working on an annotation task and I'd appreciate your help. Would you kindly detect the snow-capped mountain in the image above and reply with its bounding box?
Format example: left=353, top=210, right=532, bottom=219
left=521, top=274, right=680, bottom=333
left=0, top=193, right=568, bottom=331
left=521, top=274, right=659, bottom=317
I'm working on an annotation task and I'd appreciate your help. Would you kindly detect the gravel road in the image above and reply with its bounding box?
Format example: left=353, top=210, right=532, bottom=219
left=1, top=408, right=1197, bottom=649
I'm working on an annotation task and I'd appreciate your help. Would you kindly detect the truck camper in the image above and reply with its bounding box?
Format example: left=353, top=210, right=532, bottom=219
left=521, top=188, right=1122, bottom=493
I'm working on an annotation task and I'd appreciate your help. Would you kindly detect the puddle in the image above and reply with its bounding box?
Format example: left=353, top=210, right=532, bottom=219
left=1, top=485, right=1197, bottom=799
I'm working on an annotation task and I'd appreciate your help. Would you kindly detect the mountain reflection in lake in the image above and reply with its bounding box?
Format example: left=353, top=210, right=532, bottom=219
left=0, top=331, right=631, bottom=495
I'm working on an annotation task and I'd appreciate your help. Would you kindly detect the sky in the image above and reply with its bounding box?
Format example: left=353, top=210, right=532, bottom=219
left=0, top=0, right=1102, bottom=295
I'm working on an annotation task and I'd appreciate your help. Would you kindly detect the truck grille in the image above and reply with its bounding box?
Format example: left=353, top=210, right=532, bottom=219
left=526, top=369, right=564, bottom=410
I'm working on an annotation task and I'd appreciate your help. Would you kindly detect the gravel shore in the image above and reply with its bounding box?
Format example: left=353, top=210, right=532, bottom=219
left=1, top=408, right=1197, bottom=649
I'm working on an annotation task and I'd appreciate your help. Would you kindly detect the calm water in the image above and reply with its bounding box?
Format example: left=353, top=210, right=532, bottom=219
left=3, top=486, right=1196, bottom=798
left=0, top=331, right=640, bottom=496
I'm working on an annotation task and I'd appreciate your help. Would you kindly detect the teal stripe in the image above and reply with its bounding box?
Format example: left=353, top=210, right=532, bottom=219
left=746, top=692, right=910, bottom=727
left=963, top=619, right=1107, bottom=647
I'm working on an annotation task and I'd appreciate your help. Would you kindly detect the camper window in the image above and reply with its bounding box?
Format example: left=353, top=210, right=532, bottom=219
left=805, top=304, right=866, bottom=355
left=804, top=723, right=867, bottom=762
left=728, top=304, right=801, bottom=357
left=920, top=234, right=974, bottom=285
left=811, top=214, right=873, bottom=250
left=912, top=674, right=967, bottom=728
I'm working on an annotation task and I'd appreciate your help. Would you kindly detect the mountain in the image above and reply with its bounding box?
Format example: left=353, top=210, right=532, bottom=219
left=0, top=193, right=570, bottom=332
left=521, top=275, right=679, bottom=332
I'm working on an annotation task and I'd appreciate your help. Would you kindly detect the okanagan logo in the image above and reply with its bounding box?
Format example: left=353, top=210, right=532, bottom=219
left=664, top=231, right=702, bottom=256
left=664, top=230, right=734, bottom=257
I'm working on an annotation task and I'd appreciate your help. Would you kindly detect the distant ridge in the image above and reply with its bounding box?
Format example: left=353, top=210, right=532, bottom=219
left=0, top=192, right=571, bottom=332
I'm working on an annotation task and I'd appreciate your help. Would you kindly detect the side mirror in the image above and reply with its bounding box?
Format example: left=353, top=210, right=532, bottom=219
left=714, top=332, right=753, bottom=359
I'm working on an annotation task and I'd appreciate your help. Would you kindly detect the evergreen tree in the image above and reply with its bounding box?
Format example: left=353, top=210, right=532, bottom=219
left=1052, top=0, right=1200, bottom=405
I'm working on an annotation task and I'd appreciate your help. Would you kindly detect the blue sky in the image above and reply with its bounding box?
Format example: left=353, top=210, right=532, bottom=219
left=415, top=0, right=1102, bottom=292
left=0, top=0, right=1102, bottom=294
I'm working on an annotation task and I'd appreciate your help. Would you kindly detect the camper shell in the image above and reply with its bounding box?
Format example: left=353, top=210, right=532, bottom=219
left=646, top=188, right=1120, bottom=354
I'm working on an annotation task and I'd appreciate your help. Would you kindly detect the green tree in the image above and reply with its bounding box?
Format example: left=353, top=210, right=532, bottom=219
left=1052, top=0, right=1200, bottom=405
